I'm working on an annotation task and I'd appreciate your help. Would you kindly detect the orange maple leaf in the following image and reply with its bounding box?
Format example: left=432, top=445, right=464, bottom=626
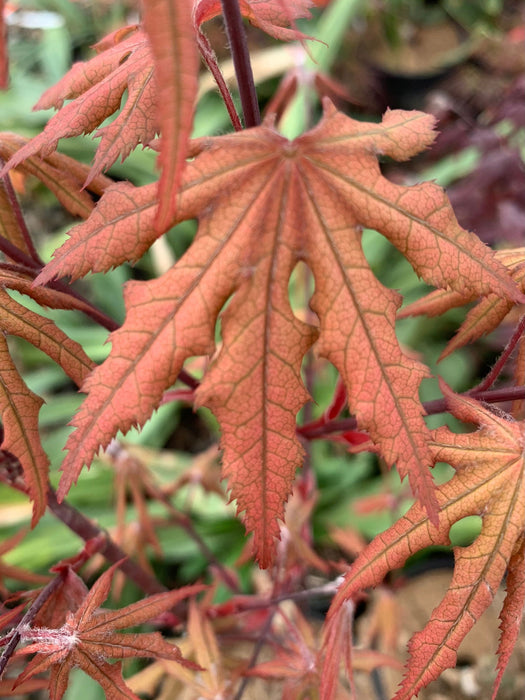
left=0, top=334, right=49, bottom=525
left=0, top=289, right=95, bottom=388
left=0, top=1, right=311, bottom=190
left=142, top=0, right=198, bottom=232
left=249, top=601, right=400, bottom=699
left=0, top=132, right=110, bottom=222
left=35, top=103, right=523, bottom=566
left=158, top=598, right=239, bottom=698
left=195, top=0, right=313, bottom=41
left=399, top=247, right=525, bottom=359
left=14, top=563, right=204, bottom=700
left=0, top=26, right=156, bottom=187
left=0, top=288, right=95, bottom=523
left=325, top=382, right=525, bottom=700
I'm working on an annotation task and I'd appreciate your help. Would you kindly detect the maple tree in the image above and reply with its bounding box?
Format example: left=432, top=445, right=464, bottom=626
left=0, top=0, right=524, bottom=698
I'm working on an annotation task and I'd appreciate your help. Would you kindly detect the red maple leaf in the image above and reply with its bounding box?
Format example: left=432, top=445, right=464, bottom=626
left=14, top=563, right=204, bottom=700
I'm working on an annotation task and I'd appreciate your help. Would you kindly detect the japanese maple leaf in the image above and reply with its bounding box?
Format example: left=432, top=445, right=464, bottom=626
left=0, top=1, right=310, bottom=196
left=399, top=247, right=525, bottom=359
left=36, top=102, right=523, bottom=567
left=106, top=441, right=163, bottom=558
left=195, top=0, right=313, bottom=41
left=0, top=26, right=157, bottom=187
left=0, top=289, right=94, bottom=522
left=14, top=563, right=204, bottom=700
left=249, top=602, right=399, bottom=699
left=0, top=334, right=49, bottom=525
left=158, top=598, right=239, bottom=698
left=0, top=132, right=110, bottom=222
left=142, top=0, right=198, bottom=231
left=325, top=383, right=525, bottom=700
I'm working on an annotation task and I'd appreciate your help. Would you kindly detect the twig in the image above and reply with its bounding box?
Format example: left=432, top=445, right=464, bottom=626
left=233, top=607, right=276, bottom=700
left=230, top=577, right=342, bottom=613
left=166, top=508, right=240, bottom=592
left=0, top=233, right=118, bottom=333
left=0, top=574, right=64, bottom=678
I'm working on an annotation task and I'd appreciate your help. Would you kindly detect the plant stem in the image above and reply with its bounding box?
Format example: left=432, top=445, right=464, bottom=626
left=0, top=158, right=43, bottom=265
left=0, top=573, right=64, bottom=678
left=220, top=0, right=261, bottom=127
left=0, top=257, right=199, bottom=389
left=299, top=384, right=525, bottom=439
left=233, top=608, right=276, bottom=700
left=0, top=234, right=118, bottom=332
left=467, top=315, right=525, bottom=393
left=197, top=31, right=243, bottom=131
left=166, top=508, right=240, bottom=592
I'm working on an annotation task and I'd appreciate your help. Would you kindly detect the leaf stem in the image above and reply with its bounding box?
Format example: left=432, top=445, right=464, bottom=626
left=233, top=608, right=276, bottom=700
left=0, top=236, right=118, bottom=333
left=197, top=31, right=243, bottom=131
left=0, top=157, right=43, bottom=266
left=0, top=253, right=200, bottom=389
left=467, top=314, right=525, bottom=393
left=165, top=508, right=240, bottom=592
left=220, top=0, right=261, bottom=127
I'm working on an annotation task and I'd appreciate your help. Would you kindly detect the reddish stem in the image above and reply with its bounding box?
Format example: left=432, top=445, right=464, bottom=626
left=0, top=247, right=199, bottom=389
left=220, top=0, right=261, bottom=127
left=0, top=157, right=43, bottom=265
left=0, top=574, right=64, bottom=677
left=197, top=31, right=243, bottom=132
left=299, top=384, right=525, bottom=439
left=467, top=314, right=525, bottom=393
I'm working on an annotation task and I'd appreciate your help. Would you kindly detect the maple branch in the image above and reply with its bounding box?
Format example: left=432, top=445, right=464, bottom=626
left=236, top=578, right=342, bottom=613
left=49, top=281, right=120, bottom=333
left=220, top=0, right=261, bottom=127
left=467, top=314, right=525, bottom=393
left=46, top=485, right=167, bottom=596
left=298, top=385, right=525, bottom=439
left=0, top=573, right=64, bottom=678
left=0, top=157, right=43, bottom=266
